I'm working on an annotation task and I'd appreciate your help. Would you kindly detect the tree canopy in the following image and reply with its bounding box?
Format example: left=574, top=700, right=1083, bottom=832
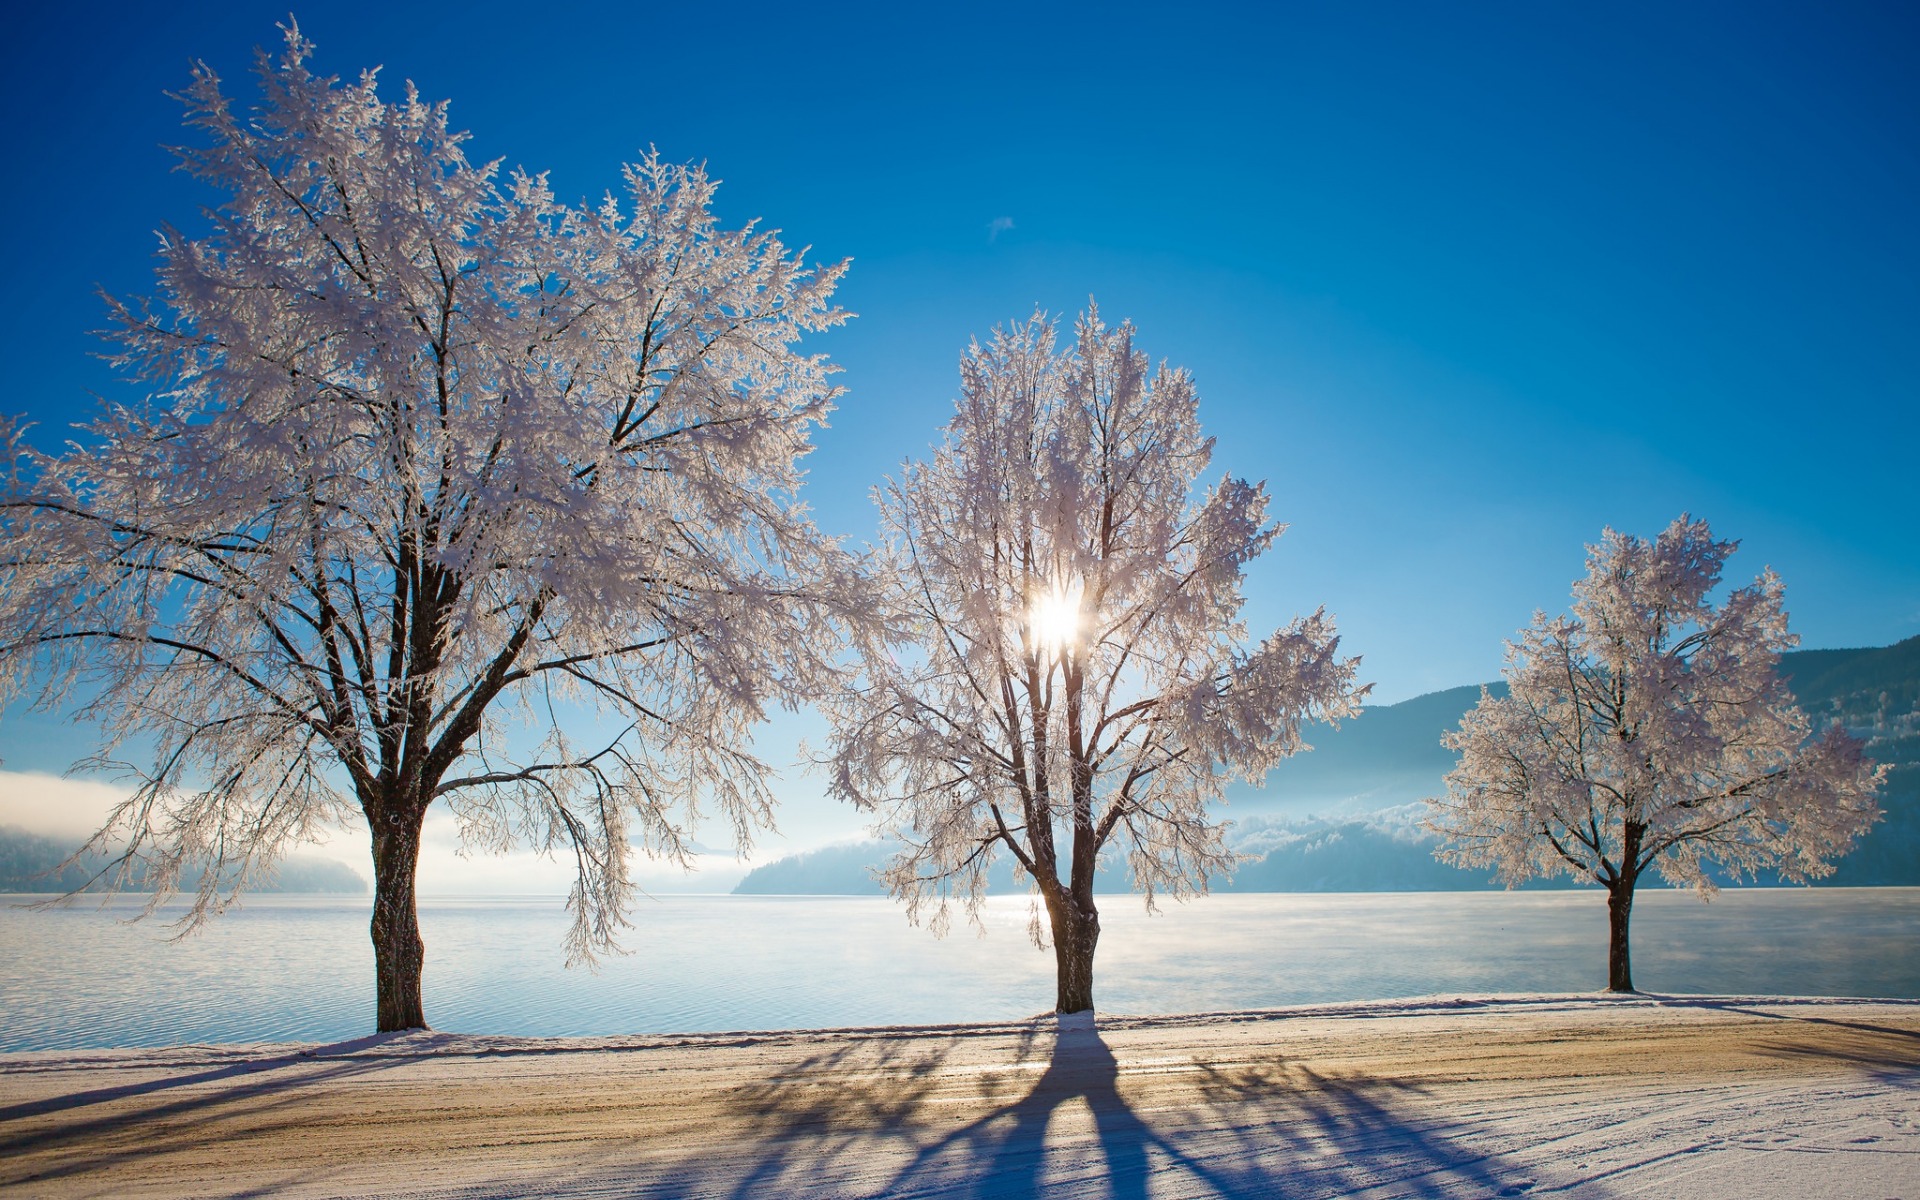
left=0, top=25, right=858, bottom=1029
left=1426, top=515, right=1883, bottom=989
left=823, top=308, right=1366, bottom=1014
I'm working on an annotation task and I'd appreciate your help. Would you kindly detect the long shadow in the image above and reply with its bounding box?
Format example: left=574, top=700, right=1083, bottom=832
left=0, top=1035, right=422, bottom=1187
left=1652, top=997, right=1920, bottom=1089
left=713, top=1034, right=989, bottom=1200
left=1181, top=1057, right=1536, bottom=1200
left=8, top=1020, right=1616, bottom=1198
left=866, top=1028, right=1311, bottom=1199
left=1675, top=1001, right=1920, bottom=1089
left=878, top=1028, right=1172, bottom=1200
left=607, top=1023, right=1577, bottom=1200
left=0, top=1031, right=414, bottom=1123
left=1655, top=995, right=1920, bottom=1044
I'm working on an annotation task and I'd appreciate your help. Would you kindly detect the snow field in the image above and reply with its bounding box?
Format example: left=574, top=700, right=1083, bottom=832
left=1, top=994, right=1914, bottom=1198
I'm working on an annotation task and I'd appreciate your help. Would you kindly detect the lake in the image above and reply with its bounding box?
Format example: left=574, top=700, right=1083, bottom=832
left=3, top=889, right=1916, bottom=1052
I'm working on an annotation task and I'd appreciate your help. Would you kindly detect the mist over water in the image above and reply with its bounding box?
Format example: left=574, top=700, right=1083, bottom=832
left=3, top=890, right=1916, bottom=1052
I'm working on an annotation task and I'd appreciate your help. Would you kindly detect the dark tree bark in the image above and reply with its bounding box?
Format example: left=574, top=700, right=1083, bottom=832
left=369, top=802, right=430, bottom=1031
left=1045, top=885, right=1101, bottom=1015
left=1605, top=820, right=1645, bottom=994
left=1606, top=879, right=1635, bottom=993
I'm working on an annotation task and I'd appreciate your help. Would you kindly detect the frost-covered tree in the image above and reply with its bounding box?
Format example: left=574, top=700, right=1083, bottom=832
left=823, top=308, right=1366, bottom=1016
left=0, top=27, right=858, bottom=1031
left=1425, top=516, right=1883, bottom=992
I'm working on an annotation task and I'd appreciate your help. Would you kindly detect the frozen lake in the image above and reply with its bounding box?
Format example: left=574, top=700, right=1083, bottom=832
left=3, top=888, right=1917, bottom=1052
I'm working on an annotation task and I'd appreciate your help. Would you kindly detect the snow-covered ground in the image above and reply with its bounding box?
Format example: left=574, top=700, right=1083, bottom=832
left=2, top=994, right=1915, bottom=1198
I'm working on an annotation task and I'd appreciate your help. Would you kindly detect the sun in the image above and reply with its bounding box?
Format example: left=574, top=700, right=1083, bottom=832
left=1027, top=584, right=1082, bottom=657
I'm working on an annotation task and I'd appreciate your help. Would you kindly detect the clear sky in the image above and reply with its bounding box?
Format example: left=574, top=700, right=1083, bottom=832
left=1, top=2, right=1916, bottom=873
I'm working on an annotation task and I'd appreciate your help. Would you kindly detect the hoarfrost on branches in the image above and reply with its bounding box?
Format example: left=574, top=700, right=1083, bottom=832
left=822, top=307, right=1367, bottom=1015
left=1424, top=515, right=1884, bottom=991
left=0, top=25, right=861, bottom=1030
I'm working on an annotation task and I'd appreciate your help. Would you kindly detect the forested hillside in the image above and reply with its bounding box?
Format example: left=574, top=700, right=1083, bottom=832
left=1785, top=637, right=1920, bottom=883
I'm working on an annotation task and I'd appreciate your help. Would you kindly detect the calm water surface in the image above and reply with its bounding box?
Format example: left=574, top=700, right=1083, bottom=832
left=2, top=889, right=1916, bottom=1052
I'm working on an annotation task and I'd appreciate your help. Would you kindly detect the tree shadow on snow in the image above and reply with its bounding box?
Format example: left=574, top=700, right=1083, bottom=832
left=0, top=1034, right=424, bottom=1190
left=1670, top=1000, right=1920, bottom=1089
left=1658, top=996, right=1920, bottom=1046
left=616, top=1024, right=1567, bottom=1200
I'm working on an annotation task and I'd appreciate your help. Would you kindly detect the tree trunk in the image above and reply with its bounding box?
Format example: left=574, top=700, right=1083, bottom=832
left=1606, top=881, right=1635, bottom=993
left=370, top=803, right=430, bottom=1031
left=1045, top=890, right=1101, bottom=1015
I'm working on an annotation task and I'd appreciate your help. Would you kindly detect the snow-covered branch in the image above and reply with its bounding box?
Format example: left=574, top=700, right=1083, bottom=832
left=820, top=306, right=1367, bottom=1013
left=0, top=25, right=867, bottom=1029
left=1425, top=514, right=1885, bottom=991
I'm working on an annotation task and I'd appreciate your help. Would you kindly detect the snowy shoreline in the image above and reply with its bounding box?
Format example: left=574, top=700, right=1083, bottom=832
left=5, top=993, right=1917, bottom=1198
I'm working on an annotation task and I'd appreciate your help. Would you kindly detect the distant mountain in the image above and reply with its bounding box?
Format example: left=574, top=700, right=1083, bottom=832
left=734, top=841, right=891, bottom=895
left=1778, top=637, right=1920, bottom=885
left=735, top=838, right=1133, bottom=896
left=0, top=826, right=368, bottom=894
left=1227, top=682, right=1502, bottom=818
left=1231, top=637, right=1920, bottom=889
left=732, top=636, right=1920, bottom=895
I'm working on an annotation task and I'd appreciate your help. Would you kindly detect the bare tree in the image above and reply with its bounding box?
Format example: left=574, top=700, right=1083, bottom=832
left=823, top=308, right=1366, bottom=1016
left=1425, top=515, right=1883, bottom=992
left=0, top=26, right=859, bottom=1031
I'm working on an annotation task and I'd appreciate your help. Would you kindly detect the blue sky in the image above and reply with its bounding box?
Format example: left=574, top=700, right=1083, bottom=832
left=2, top=2, right=1915, bottom=820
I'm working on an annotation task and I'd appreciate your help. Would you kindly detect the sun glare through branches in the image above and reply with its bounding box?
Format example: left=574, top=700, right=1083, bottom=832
left=1026, top=583, right=1083, bottom=659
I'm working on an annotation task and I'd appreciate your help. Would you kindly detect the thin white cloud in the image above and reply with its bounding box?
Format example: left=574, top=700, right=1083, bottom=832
left=987, top=215, right=1014, bottom=242
left=0, top=770, right=763, bottom=894
left=0, top=771, right=131, bottom=840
